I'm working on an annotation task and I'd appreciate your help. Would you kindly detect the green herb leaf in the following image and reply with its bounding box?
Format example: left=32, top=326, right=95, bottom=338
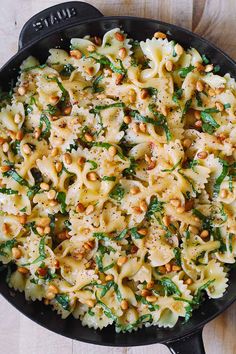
left=161, top=158, right=182, bottom=172
left=224, top=103, right=231, bottom=109
left=102, top=176, right=116, bottom=181
left=109, top=184, right=125, bottom=201
left=55, top=294, right=70, bottom=311
left=130, top=227, right=146, bottom=239
left=213, top=65, right=220, bottom=73
left=201, top=55, right=209, bottom=64
left=39, top=113, right=51, bottom=138
left=146, top=87, right=158, bottom=96
left=213, top=228, right=226, bottom=253
left=92, top=74, right=104, bottom=93
left=179, top=65, right=195, bottom=78
left=123, top=157, right=137, bottom=177
left=213, top=159, right=229, bottom=197
left=172, top=88, right=183, bottom=104
left=159, top=277, right=181, bottom=296
left=173, top=247, right=182, bottom=266
left=21, top=64, right=47, bottom=72
left=89, top=102, right=125, bottom=114
left=0, top=187, right=18, bottom=195
left=146, top=196, right=164, bottom=219
left=0, top=239, right=17, bottom=257
left=93, top=232, right=110, bottom=241
left=87, top=160, right=98, bottom=170
left=115, top=228, right=128, bottom=241
left=195, top=92, right=203, bottom=107
left=57, top=191, right=67, bottom=214
left=3, top=168, right=29, bottom=187
left=60, top=64, right=75, bottom=77
left=135, top=294, right=159, bottom=311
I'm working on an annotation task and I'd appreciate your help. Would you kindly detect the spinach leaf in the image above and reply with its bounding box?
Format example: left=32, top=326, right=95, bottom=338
left=60, top=64, right=75, bottom=77
left=213, top=228, right=226, bottom=253
left=3, top=168, right=29, bottom=187
left=146, top=196, right=164, bottom=219
left=123, top=157, right=137, bottom=177
left=87, top=160, right=98, bottom=170
left=159, top=277, right=181, bottom=296
left=89, top=102, right=125, bottom=114
left=213, top=159, right=229, bottom=197
left=172, top=88, right=183, bottom=104
left=55, top=294, right=70, bottom=311
left=135, top=294, right=159, bottom=311
left=0, top=187, right=18, bottom=195
left=57, top=191, right=67, bottom=214
left=115, top=228, right=128, bottom=241
left=179, top=65, right=194, bottom=78
left=102, top=176, right=116, bottom=181
left=201, top=54, right=209, bottom=64
left=93, top=232, right=110, bottom=241
left=21, top=64, right=47, bottom=72
left=130, top=227, right=146, bottom=239
left=109, top=184, right=125, bottom=201
left=173, top=247, right=182, bottom=266
left=146, top=87, right=158, bottom=96
left=161, top=158, right=182, bottom=172
left=200, top=109, right=220, bottom=134
left=92, top=74, right=104, bottom=93
left=39, top=113, right=51, bottom=138
left=0, top=239, right=17, bottom=257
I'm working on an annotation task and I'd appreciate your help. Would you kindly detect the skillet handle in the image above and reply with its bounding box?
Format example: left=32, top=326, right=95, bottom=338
left=166, top=329, right=206, bottom=354
left=18, top=1, right=103, bottom=49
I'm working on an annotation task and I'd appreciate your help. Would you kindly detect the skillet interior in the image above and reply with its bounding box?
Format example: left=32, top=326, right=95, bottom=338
left=1, top=16, right=236, bottom=347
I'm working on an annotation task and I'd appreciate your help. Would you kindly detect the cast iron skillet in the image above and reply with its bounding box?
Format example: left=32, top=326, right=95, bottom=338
left=0, top=2, right=236, bottom=353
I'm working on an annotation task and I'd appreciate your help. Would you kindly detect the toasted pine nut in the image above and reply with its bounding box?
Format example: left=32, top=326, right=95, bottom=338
left=2, top=142, right=9, bottom=153
left=133, top=206, right=142, bottom=214
left=161, top=106, right=168, bottom=117
left=174, top=43, right=183, bottom=56
left=84, top=133, right=93, bottom=142
left=18, top=214, right=27, bottom=224
left=85, top=67, right=94, bottom=76
left=2, top=223, right=10, bottom=235
left=146, top=281, right=155, bottom=289
left=141, top=289, right=151, bottom=297
left=117, top=256, right=128, bottom=266
left=16, top=130, right=23, bottom=141
left=130, top=186, right=140, bottom=195
left=94, top=36, right=102, bottom=46
left=133, top=123, right=140, bottom=134
left=140, top=89, right=149, bottom=100
left=128, top=89, right=136, bottom=103
left=165, top=60, right=173, bottom=72
left=182, top=138, right=192, bottom=148
left=205, top=64, right=213, bottom=72
left=123, top=115, right=131, bottom=124
left=18, top=87, right=26, bottom=96
left=194, top=110, right=201, bottom=120
left=76, top=203, right=85, bottom=213
left=139, top=122, right=147, bottom=133
left=48, top=284, right=59, bottom=294
left=63, top=106, right=72, bottom=115
left=114, top=32, right=125, bottom=41
left=64, top=153, right=72, bottom=165
left=185, top=278, right=193, bottom=285
left=105, top=274, right=114, bottom=281
left=195, top=120, right=203, bottom=128
left=86, top=299, right=95, bottom=308
left=172, top=265, right=181, bottom=272
left=49, top=96, right=59, bottom=105
left=197, top=151, right=208, bottom=159
left=177, top=206, right=185, bottom=214
left=40, top=182, right=49, bottom=191
left=48, top=200, right=58, bottom=207
left=138, top=228, right=148, bottom=236
left=200, top=230, right=209, bottom=238
left=121, top=299, right=129, bottom=310
left=17, top=267, right=28, bottom=274
left=146, top=295, right=157, bottom=302
left=70, top=49, right=83, bottom=59
left=115, top=73, right=123, bottom=85
left=208, top=88, right=215, bottom=97
left=140, top=200, right=148, bottom=212
left=77, top=156, right=86, bottom=165
left=85, top=204, right=94, bottom=215
left=36, top=226, right=44, bottom=235
left=12, top=247, right=22, bottom=259
left=22, top=144, right=31, bottom=155
left=84, top=240, right=95, bottom=250
left=154, top=31, right=166, bottom=39
left=87, top=172, right=98, bottom=181
left=34, top=127, right=41, bottom=139
left=165, top=263, right=172, bottom=272
left=44, top=226, right=51, bottom=234
left=55, top=161, right=63, bottom=173
left=46, top=292, right=56, bottom=300
left=47, top=189, right=56, bottom=200
left=1, top=165, right=10, bottom=173
left=196, top=80, right=204, bottom=92
left=195, top=62, right=205, bottom=71
left=119, top=47, right=127, bottom=59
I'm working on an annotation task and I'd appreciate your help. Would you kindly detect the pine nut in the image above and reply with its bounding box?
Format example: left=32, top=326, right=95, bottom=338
left=48, top=200, right=58, bottom=207
left=12, top=247, right=22, bottom=259
left=44, top=226, right=51, bottom=234
left=46, top=292, right=56, bottom=300
left=105, top=274, right=114, bottom=281
left=165, top=263, right=171, bottom=272
left=55, top=161, right=63, bottom=173
left=16, top=130, right=23, bottom=141
left=177, top=207, right=185, bottom=214
left=195, top=120, right=203, bottom=128
left=36, top=226, right=44, bottom=235
left=119, top=47, right=127, bottom=59
left=140, top=200, right=148, bottom=212
left=84, top=240, right=95, bottom=250
left=137, top=228, right=148, bottom=236
left=133, top=123, right=140, bottom=134
left=2, top=142, right=9, bottom=153
left=17, top=267, right=28, bottom=274
left=84, top=133, right=93, bottom=142
left=49, top=96, right=59, bottom=105
left=208, top=88, right=215, bottom=97
left=165, top=60, right=173, bottom=72
left=182, top=138, right=192, bottom=148
left=47, top=189, right=56, bottom=200
left=86, top=299, right=95, bottom=308
left=185, top=278, right=193, bottom=285
left=194, top=110, right=201, bottom=120
left=1, top=165, right=10, bottom=173
left=146, top=295, right=157, bottom=302
left=51, top=148, right=58, bottom=157
left=64, top=153, right=72, bottom=165
left=115, top=73, right=123, bottom=85
left=163, top=215, right=170, bottom=227
left=22, top=144, right=31, bottom=155
left=18, top=87, right=26, bottom=96
left=70, top=50, right=83, bottom=59
left=48, top=284, right=59, bottom=294
left=172, top=265, right=181, bottom=271
left=14, top=113, right=21, bottom=124
left=200, top=230, right=209, bottom=238
left=77, top=156, right=86, bottom=165
left=205, top=64, right=214, bottom=72
left=34, top=127, right=41, bottom=139
left=141, top=289, right=151, bottom=297
left=174, top=43, right=183, bottom=56
left=139, top=122, right=147, bottom=133
left=63, top=106, right=72, bottom=115
left=94, top=36, right=102, bottom=46
left=123, top=115, right=131, bottom=124
left=130, top=186, right=140, bottom=195
left=40, top=182, right=49, bottom=191
left=85, top=204, right=94, bottom=215
left=197, top=151, right=208, bottom=159
left=196, top=80, right=204, bottom=92
left=121, top=299, right=129, bottom=310
left=85, top=67, right=94, bottom=76
left=140, top=89, right=149, bottom=99
left=2, top=223, right=10, bottom=235
left=18, top=215, right=27, bottom=224
left=76, top=203, right=85, bottom=213
left=117, top=256, right=128, bottom=266
left=146, top=281, right=155, bottom=289
left=114, top=32, right=125, bottom=41
left=87, top=172, right=98, bottom=181
left=154, top=31, right=166, bottom=39
left=128, top=89, right=136, bottom=103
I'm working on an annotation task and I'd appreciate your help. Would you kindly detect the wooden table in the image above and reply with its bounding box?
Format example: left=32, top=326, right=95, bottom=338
left=0, top=0, right=236, bottom=353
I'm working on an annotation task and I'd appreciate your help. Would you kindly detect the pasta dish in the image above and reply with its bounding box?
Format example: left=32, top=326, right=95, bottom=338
left=0, top=29, right=235, bottom=332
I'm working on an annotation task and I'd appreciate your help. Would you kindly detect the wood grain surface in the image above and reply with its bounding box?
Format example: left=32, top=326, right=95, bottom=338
left=0, top=1, right=236, bottom=353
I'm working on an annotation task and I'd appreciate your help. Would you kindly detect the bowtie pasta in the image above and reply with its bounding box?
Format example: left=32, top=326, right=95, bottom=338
left=0, top=28, right=235, bottom=332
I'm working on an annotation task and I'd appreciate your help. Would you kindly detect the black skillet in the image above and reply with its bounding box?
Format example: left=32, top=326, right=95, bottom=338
left=0, top=2, right=236, bottom=353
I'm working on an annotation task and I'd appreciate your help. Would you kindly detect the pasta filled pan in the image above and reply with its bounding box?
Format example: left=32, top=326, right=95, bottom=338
left=1, top=2, right=236, bottom=353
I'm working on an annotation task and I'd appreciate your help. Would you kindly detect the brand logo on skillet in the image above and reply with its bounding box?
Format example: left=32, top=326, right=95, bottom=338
left=33, top=7, right=77, bottom=31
